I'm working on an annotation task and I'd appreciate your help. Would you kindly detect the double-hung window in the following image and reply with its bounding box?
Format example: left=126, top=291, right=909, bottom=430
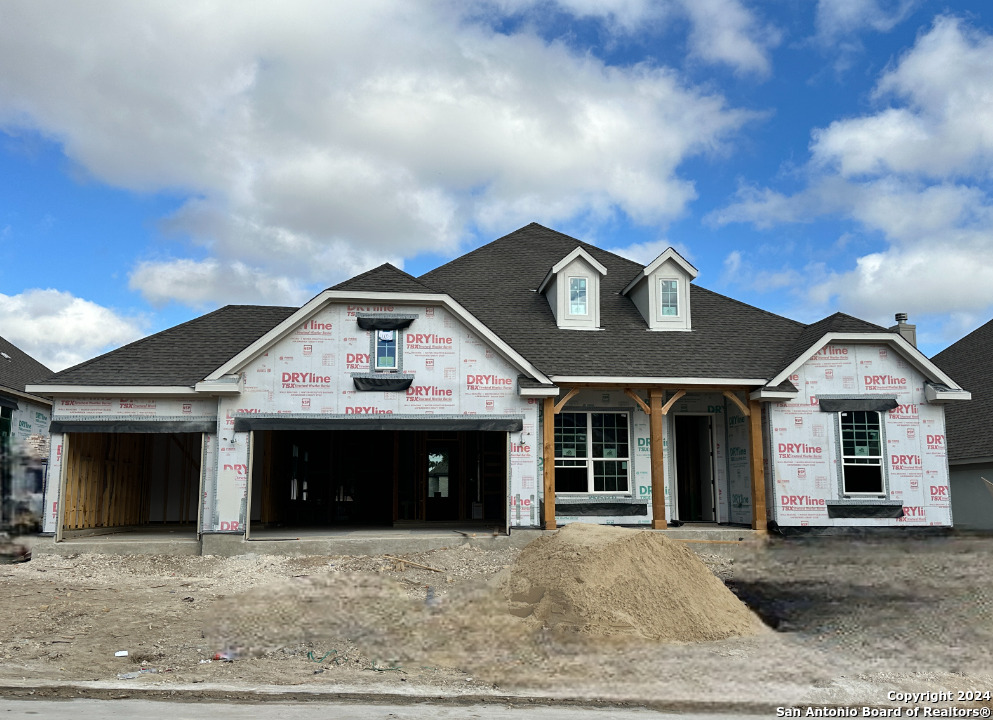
left=374, top=330, right=397, bottom=370
left=839, top=410, right=884, bottom=495
left=569, top=277, right=588, bottom=315
left=554, top=412, right=630, bottom=493
left=659, top=279, right=679, bottom=316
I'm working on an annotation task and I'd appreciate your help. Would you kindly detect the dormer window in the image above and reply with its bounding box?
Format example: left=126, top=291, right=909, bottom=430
left=569, top=277, right=588, bottom=315
left=538, top=247, right=607, bottom=330
left=659, top=279, right=679, bottom=317
left=621, top=247, right=697, bottom=331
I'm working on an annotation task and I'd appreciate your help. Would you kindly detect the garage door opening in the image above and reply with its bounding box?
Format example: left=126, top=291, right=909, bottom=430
left=61, top=432, right=202, bottom=537
left=250, top=430, right=507, bottom=532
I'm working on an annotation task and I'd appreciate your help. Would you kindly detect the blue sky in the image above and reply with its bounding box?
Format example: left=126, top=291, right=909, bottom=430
left=2, top=0, right=992, bottom=370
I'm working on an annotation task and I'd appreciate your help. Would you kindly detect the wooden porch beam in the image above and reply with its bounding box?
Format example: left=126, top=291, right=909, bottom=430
left=553, top=387, right=580, bottom=415
left=748, top=398, right=767, bottom=534
left=623, top=388, right=651, bottom=416
left=722, top=390, right=750, bottom=417
left=659, top=389, right=686, bottom=416
left=542, top=396, right=556, bottom=530
left=648, top=389, right=667, bottom=529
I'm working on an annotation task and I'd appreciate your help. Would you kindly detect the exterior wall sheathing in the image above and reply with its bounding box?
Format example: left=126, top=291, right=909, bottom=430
left=767, top=343, right=951, bottom=528
left=211, top=302, right=539, bottom=532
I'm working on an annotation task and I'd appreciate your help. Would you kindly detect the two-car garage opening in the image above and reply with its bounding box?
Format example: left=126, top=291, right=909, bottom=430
left=249, top=429, right=508, bottom=532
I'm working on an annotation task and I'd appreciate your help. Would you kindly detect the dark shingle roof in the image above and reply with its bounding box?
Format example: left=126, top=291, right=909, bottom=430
left=39, top=305, right=297, bottom=388
left=777, top=312, right=888, bottom=373
left=0, top=335, right=53, bottom=396
left=932, top=320, right=993, bottom=461
left=421, top=223, right=806, bottom=379
left=331, top=263, right=437, bottom=294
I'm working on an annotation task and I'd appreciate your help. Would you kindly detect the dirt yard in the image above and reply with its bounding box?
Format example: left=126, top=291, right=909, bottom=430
left=1, top=532, right=991, bottom=708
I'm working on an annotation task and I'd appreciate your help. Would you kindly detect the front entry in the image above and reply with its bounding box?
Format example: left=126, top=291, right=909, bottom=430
left=674, top=415, right=716, bottom=522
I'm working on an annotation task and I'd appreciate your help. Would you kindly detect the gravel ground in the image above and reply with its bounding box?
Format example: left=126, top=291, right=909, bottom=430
left=0, top=533, right=990, bottom=709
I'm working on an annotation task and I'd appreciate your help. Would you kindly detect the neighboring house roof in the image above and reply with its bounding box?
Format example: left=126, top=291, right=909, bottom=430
left=420, top=223, right=805, bottom=380
left=0, top=335, right=53, bottom=398
left=39, top=306, right=296, bottom=388
left=330, top=263, right=437, bottom=294
left=932, top=319, right=993, bottom=462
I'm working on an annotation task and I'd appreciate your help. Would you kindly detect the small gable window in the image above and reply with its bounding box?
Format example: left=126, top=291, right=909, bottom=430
left=374, top=330, right=398, bottom=370
left=659, top=279, right=679, bottom=316
left=569, top=277, right=588, bottom=315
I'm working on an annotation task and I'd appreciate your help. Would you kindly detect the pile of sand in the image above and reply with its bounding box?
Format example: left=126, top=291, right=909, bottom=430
left=506, top=523, right=766, bottom=642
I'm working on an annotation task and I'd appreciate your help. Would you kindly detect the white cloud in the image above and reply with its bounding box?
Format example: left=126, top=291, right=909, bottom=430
left=815, top=0, right=920, bottom=39
left=0, top=289, right=144, bottom=371
left=0, top=1, right=757, bottom=306
left=812, top=16, right=993, bottom=179
left=714, top=15, right=993, bottom=324
left=128, top=259, right=313, bottom=309
left=677, top=0, right=779, bottom=77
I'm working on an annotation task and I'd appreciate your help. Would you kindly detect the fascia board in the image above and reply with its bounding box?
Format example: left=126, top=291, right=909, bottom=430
left=550, top=376, right=767, bottom=386
left=1, top=386, right=54, bottom=406
left=768, top=333, right=965, bottom=390
left=519, top=386, right=560, bottom=397
left=207, top=290, right=553, bottom=385
left=27, top=385, right=197, bottom=396
left=550, top=247, right=608, bottom=276
left=749, top=388, right=799, bottom=401
left=194, top=377, right=242, bottom=395
left=536, top=268, right=556, bottom=294
left=924, top=385, right=972, bottom=403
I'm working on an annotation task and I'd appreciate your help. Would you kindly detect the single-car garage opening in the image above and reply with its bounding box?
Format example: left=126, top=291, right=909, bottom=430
left=249, top=429, right=508, bottom=532
left=60, top=432, right=202, bottom=537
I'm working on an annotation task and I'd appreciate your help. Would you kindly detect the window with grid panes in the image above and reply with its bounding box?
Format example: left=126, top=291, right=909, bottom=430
left=554, top=411, right=630, bottom=493
left=839, top=410, right=884, bottom=495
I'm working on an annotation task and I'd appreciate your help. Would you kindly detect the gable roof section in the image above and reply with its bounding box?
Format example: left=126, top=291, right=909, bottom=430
left=330, top=263, right=437, bottom=294
left=32, top=305, right=296, bottom=390
left=932, top=319, right=993, bottom=462
left=764, top=311, right=965, bottom=397
left=621, top=247, right=698, bottom=295
left=779, top=312, right=887, bottom=371
left=420, top=223, right=805, bottom=381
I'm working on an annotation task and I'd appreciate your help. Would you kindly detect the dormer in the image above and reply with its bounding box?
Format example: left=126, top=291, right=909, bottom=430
left=537, top=247, right=608, bottom=330
left=621, top=247, right=698, bottom=331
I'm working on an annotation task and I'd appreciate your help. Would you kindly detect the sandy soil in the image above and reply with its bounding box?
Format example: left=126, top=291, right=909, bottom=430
left=1, top=533, right=991, bottom=708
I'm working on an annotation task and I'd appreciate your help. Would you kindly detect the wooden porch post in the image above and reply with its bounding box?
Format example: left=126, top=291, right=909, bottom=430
left=748, top=398, right=767, bottom=533
left=649, top=389, right=667, bottom=529
left=542, top=396, right=556, bottom=529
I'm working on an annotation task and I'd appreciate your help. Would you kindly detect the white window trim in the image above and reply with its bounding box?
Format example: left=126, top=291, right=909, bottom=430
left=568, top=276, right=589, bottom=317
left=554, top=410, right=631, bottom=494
left=837, top=410, right=886, bottom=497
left=658, top=277, right=680, bottom=319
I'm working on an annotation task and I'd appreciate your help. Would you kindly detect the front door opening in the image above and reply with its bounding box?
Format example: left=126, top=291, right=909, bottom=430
left=674, top=415, right=716, bottom=522
left=251, top=429, right=506, bottom=530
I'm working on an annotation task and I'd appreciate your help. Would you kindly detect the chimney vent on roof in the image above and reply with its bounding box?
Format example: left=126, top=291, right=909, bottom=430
left=889, top=312, right=916, bottom=347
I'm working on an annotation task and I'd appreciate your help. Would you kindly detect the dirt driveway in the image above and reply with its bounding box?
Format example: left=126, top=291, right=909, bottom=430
left=1, top=533, right=991, bottom=709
